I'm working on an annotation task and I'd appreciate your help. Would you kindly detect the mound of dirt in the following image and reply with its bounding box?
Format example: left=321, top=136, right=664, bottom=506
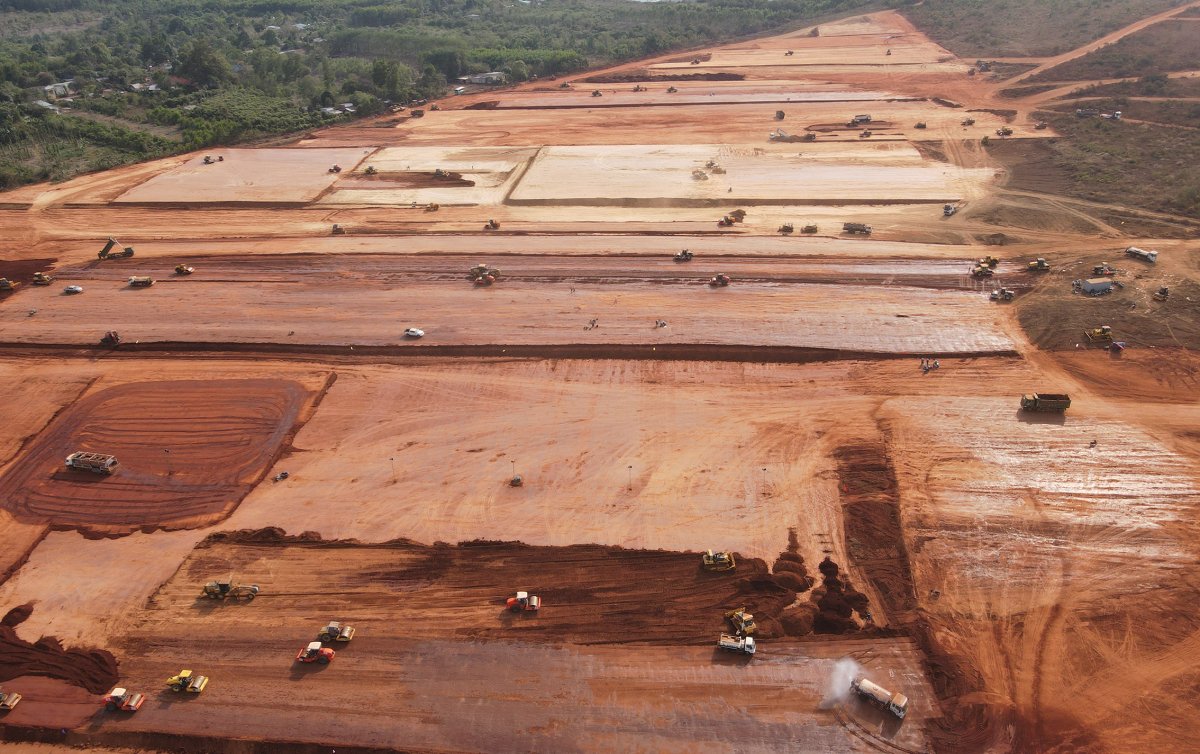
left=772, top=527, right=814, bottom=591
left=0, top=604, right=118, bottom=694
left=464, top=101, right=500, bottom=110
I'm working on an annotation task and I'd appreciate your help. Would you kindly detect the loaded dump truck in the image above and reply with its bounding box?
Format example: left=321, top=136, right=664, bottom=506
left=98, top=238, right=134, bottom=260
left=1124, top=247, right=1158, bottom=263
left=717, top=633, right=755, bottom=655
left=1020, top=393, right=1071, bottom=412
left=65, top=452, right=119, bottom=475
left=843, top=222, right=871, bottom=235
left=850, top=676, right=909, bottom=719
left=128, top=276, right=155, bottom=288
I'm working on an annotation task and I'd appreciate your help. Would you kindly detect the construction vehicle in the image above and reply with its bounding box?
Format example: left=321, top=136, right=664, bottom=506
left=717, top=633, right=755, bottom=655
left=410, top=109, right=424, bottom=118
left=1027, top=257, right=1050, bottom=271
left=775, top=110, right=785, bottom=121
left=174, top=264, right=194, bottom=275
left=859, top=130, right=872, bottom=138
left=32, top=272, right=53, bottom=285
left=943, top=204, right=957, bottom=217
left=592, top=90, right=603, bottom=97
left=1153, top=286, right=1169, bottom=301
left=709, top=273, right=731, bottom=287
left=1020, top=393, right=1071, bottom=412
left=332, top=223, right=345, bottom=235
left=201, top=580, right=259, bottom=601
left=801, top=224, right=818, bottom=234
left=319, top=619, right=355, bottom=643
left=666, top=86, right=678, bottom=93
left=166, top=670, right=208, bottom=693
left=971, top=265, right=994, bottom=278
left=674, top=249, right=694, bottom=262
left=364, top=165, right=378, bottom=176
left=65, top=451, right=119, bottom=475
left=203, top=155, right=215, bottom=165
left=1034, top=121, right=1048, bottom=130
left=510, top=474, right=523, bottom=487
left=961, top=118, right=975, bottom=127
left=100, top=331, right=121, bottom=346
left=0, top=278, right=17, bottom=291
left=980, top=255, right=999, bottom=268
left=128, top=276, right=155, bottom=288
left=843, top=222, right=871, bottom=235
left=692, top=169, right=708, bottom=181
left=103, top=687, right=145, bottom=712
left=1092, top=262, right=1117, bottom=276
left=329, top=165, right=342, bottom=173
left=701, top=550, right=735, bottom=572
left=1085, top=325, right=1114, bottom=342
left=849, top=114, right=871, bottom=125
left=425, top=203, right=440, bottom=212
left=98, top=238, right=134, bottom=259
left=507, top=591, right=541, bottom=612
left=1125, top=246, right=1158, bottom=263
left=429, top=103, right=441, bottom=111
left=915, top=122, right=927, bottom=129
left=633, top=85, right=646, bottom=92
left=779, top=223, right=794, bottom=234
left=851, top=676, right=908, bottom=719
left=718, top=215, right=736, bottom=227
left=297, top=641, right=335, bottom=664
left=724, top=607, right=757, bottom=636
left=483, top=219, right=500, bottom=231
left=989, top=287, right=1014, bottom=301
left=0, top=688, right=22, bottom=710
left=468, top=263, right=501, bottom=285
left=996, top=126, right=1013, bottom=137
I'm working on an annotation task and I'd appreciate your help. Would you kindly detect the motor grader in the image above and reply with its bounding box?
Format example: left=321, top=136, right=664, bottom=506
left=201, top=580, right=259, bottom=601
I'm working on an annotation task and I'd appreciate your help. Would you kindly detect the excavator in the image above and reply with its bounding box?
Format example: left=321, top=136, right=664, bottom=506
left=701, top=550, right=736, bottom=572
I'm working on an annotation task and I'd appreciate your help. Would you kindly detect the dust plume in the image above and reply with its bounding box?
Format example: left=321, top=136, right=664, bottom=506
left=820, top=657, right=863, bottom=708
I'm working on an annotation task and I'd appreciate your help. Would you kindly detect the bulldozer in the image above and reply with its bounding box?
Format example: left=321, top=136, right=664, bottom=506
left=166, top=670, right=208, bottom=693
left=317, top=622, right=356, bottom=643
left=0, top=278, right=18, bottom=291
left=483, top=219, right=500, bottom=231
left=1027, top=257, right=1050, bottom=271
left=709, top=273, right=731, bottom=287
left=201, top=580, right=259, bottom=601
left=103, top=687, right=145, bottom=712
left=673, top=249, right=694, bottom=262
left=1085, top=325, right=1114, bottom=342
left=507, top=591, right=541, bottom=612
left=0, top=688, right=22, bottom=710
left=174, top=264, right=194, bottom=275
left=296, top=641, right=335, bottom=664
left=98, top=238, right=134, bottom=260
left=724, top=607, right=757, bottom=636
left=979, top=255, right=1000, bottom=268
left=32, top=272, right=53, bottom=285
left=701, top=550, right=735, bottom=572
left=779, top=223, right=794, bottom=234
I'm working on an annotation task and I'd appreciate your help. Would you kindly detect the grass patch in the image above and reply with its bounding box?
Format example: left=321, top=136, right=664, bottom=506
left=998, top=84, right=1061, bottom=99
left=1028, top=19, right=1200, bottom=82
left=1077, top=74, right=1200, bottom=98
left=1050, top=97, right=1200, bottom=128
left=902, top=0, right=1189, bottom=57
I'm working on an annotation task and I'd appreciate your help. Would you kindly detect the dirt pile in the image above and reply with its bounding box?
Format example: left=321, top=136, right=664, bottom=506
left=771, top=527, right=814, bottom=592
left=0, top=604, right=117, bottom=694
left=811, top=556, right=872, bottom=633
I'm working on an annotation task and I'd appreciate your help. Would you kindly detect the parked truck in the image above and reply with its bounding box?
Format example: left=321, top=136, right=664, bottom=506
left=1020, top=393, right=1071, bottom=413
left=1124, top=246, right=1158, bottom=263
left=65, top=452, right=119, bottom=475
left=851, top=676, right=909, bottom=719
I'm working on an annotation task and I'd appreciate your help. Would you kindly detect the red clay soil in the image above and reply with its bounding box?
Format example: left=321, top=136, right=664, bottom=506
left=581, top=71, right=746, bottom=83
left=0, top=604, right=118, bottom=695
left=0, top=258, right=55, bottom=282
left=345, top=171, right=475, bottom=188
left=0, top=379, right=312, bottom=534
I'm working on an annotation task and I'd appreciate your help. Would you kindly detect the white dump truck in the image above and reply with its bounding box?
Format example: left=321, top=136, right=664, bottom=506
left=65, top=452, right=119, bottom=475
left=717, top=633, right=756, bottom=655
left=1124, top=246, right=1158, bottom=263
left=850, top=676, right=908, bottom=719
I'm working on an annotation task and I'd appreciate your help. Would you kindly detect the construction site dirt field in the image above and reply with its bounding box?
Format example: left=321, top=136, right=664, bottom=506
left=0, top=379, right=315, bottom=534
left=2, top=5, right=1200, bottom=753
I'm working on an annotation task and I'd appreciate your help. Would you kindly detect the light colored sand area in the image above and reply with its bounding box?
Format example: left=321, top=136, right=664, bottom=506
left=113, top=148, right=375, bottom=204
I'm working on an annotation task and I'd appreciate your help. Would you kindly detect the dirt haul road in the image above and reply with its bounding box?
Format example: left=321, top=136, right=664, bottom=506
left=1, top=7, right=1200, bottom=754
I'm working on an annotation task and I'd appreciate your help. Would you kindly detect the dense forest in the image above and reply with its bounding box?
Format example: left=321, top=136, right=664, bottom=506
left=0, top=0, right=875, bottom=187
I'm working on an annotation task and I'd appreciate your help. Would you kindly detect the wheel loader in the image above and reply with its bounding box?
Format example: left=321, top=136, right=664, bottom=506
left=166, top=670, right=208, bottom=693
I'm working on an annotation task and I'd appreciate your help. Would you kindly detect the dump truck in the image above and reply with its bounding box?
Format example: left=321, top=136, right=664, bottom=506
left=849, top=114, right=871, bottom=125
left=717, top=633, right=755, bottom=655
left=843, top=222, right=871, bottom=235
left=296, top=641, right=334, bottom=664
left=851, top=676, right=908, bottom=719
left=0, top=688, right=22, bottom=710
left=65, top=452, right=119, bottom=475
left=1020, top=393, right=1071, bottom=412
left=702, top=550, right=735, bottom=572
left=1124, top=246, right=1158, bottom=263
left=709, top=273, right=731, bottom=287
left=779, top=223, right=794, bottom=234
left=98, top=238, right=134, bottom=260
left=724, top=607, right=757, bottom=636
left=507, top=591, right=541, bottom=612
left=32, top=272, right=53, bottom=285
left=174, top=264, right=194, bottom=275
left=103, top=687, right=145, bottom=712
left=166, top=670, right=208, bottom=693
left=202, top=580, right=260, bottom=601
left=0, top=278, right=17, bottom=291
left=128, top=276, right=155, bottom=288
left=674, top=249, right=694, bottom=262
left=801, top=224, right=818, bottom=234
left=1027, top=257, right=1050, bottom=271
left=317, top=622, right=356, bottom=643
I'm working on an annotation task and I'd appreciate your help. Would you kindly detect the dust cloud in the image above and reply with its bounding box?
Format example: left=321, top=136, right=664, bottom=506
left=820, top=657, right=863, bottom=708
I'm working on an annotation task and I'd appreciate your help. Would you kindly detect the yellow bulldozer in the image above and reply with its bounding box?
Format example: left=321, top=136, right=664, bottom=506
left=701, top=550, right=736, bottom=572
left=724, top=607, right=757, bottom=636
left=1085, top=325, right=1113, bottom=342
